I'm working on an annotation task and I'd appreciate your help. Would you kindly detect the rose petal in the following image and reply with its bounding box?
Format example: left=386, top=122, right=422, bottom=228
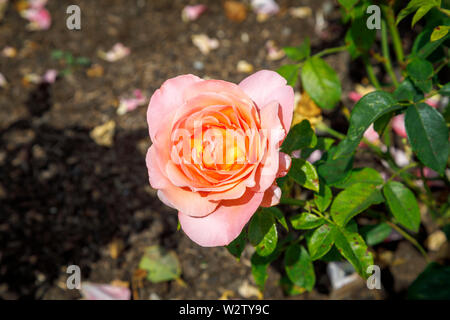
left=260, top=184, right=281, bottom=207
left=178, top=191, right=264, bottom=246
left=147, top=74, right=202, bottom=143
left=239, top=70, right=294, bottom=131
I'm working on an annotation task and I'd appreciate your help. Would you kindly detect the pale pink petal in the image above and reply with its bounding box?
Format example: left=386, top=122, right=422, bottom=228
left=178, top=191, right=264, bottom=246
left=277, top=152, right=291, bottom=177
left=348, top=91, right=362, bottom=102
left=260, top=184, right=281, bottom=207
left=81, top=283, right=130, bottom=300
left=147, top=74, right=202, bottom=143
left=239, top=70, right=294, bottom=131
left=146, top=145, right=169, bottom=190
left=252, top=101, right=285, bottom=192
left=182, top=4, right=207, bottom=22
left=392, top=114, right=407, bottom=138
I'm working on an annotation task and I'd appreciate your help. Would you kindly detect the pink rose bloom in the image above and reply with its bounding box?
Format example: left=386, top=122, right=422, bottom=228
left=359, top=124, right=380, bottom=147
left=22, top=7, right=51, bottom=30
left=392, top=114, right=407, bottom=138
left=146, top=71, right=294, bottom=246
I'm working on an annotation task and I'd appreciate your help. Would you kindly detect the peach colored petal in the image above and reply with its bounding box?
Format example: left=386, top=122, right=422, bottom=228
left=158, top=184, right=219, bottom=217
left=178, top=191, right=264, bottom=246
left=147, top=74, right=202, bottom=142
left=239, top=70, right=294, bottom=131
left=260, top=184, right=282, bottom=207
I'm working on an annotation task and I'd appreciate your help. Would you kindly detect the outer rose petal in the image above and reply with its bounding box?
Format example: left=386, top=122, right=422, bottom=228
left=178, top=192, right=265, bottom=246
left=260, top=185, right=282, bottom=207
left=147, top=74, right=202, bottom=142
left=239, top=70, right=294, bottom=131
left=146, top=145, right=169, bottom=189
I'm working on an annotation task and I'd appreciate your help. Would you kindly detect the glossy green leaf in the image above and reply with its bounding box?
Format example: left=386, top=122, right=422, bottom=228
left=431, top=25, right=450, bottom=41
left=263, top=207, right=288, bottom=231
left=334, top=91, right=400, bottom=158
left=407, top=58, right=433, bottom=93
left=288, top=158, right=319, bottom=192
left=284, top=245, right=315, bottom=292
left=331, top=183, right=384, bottom=226
left=277, top=64, right=300, bottom=88
left=301, top=56, right=342, bottom=109
left=280, top=275, right=307, bottom=296
left=317, top=146, right=354, bottom=186
left=334, top=225, right=374, bottom=278
left=383, top=181, right=421, bottom=232
left=226, top=230, right=246, bottom=259
left=284, top=37, right=310, bottom=61
left=405, top=103, right=449, bottom=174
left=396, top=0, right=440, bottom=26
left=290, top=212, right=324, bottom=230
left=373, top=112, right=394, bottom=137
left=408, top=262, right=450, bottom=299
left=334, top=167, right=384, bottom=189
left=281, top=120, right=317, bottom=154
left=306, top=223, right=336, bottom=260
left=394, top=78, right=423, bottom=102
left=248, top=209, right=278, bottom=256
left=361, top=223, right=392, bottom=246
left=139, top=245, right=181, bottom=283
left=314, top=183, right=332, bottom=212
left=251, top=251, right=279, bottom=291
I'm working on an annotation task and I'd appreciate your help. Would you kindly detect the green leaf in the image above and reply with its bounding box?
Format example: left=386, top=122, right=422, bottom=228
left=281, top=120, right=317, bottom=154
left=408, top=262, right=450, bottom=299
left=337, top=0, right=359, bottom=11
left=284, top=37, right=310, bottom=61
left=139, top=245, right=181, bottom=283
left=383, top=181, right=421, bottom=232
left=248, top=209, right=278, bottom=256
left=75, top=57, right=91, bottom=66
left=317, top=146, right=354, bottom=186
left=251, top=251, right=279, bottom=291
left=396, top=0, right=440, bottom=26
left=331, top=183, right=384, bottom=226
left=407, top=58, right=433, bottom=93
left=440, top=83, right=450, bottom=96
left=405, top=103, right=449, bottom=174
left=227, top=230, right=246, bottom=259
left=334, top=225, right=374, bottom=278
left=416, top=32, right=449, bottom=59
left=280, top=275, right=307, bottom=296
left=394, top=78, right=424, bottom=102
left=314, top=183, right=332, bottom=212
left=301, top=56, right=342, bottom=110
left=263, top=207, right=288, bottom=231
left=288, top=158, right=319, bottom=192
left=431, top=25, right=450, bottom=41
left=334, top=91, right=400, bottom=158
left=284, top=245, right=315, bottom=292
left=306, top=223, right=337, bottom=260
left=334, top=167, right=384, bottom=189
left=290, top=212, right=324, bottom=230
left=277, top=64, right=300, bottom=88
left=360, top=223, right=392, bottom=246
left=51, top=50, right=64, bottom=59
left=373, top=112, right=394, bottom=137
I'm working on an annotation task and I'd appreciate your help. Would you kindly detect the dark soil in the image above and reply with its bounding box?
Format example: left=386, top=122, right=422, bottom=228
left=0, top=0, right=444, bottom=300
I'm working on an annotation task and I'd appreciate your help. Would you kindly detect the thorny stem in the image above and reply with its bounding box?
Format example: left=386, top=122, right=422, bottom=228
left=381, top=19, right=399, bottom=87
left=363, top=55, right=381, bottom=89
left=385, top=221, right=431, bottom=263
left=382, top=5, right=405, bottom=66
left=314, top=45, right=349, bottom=58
